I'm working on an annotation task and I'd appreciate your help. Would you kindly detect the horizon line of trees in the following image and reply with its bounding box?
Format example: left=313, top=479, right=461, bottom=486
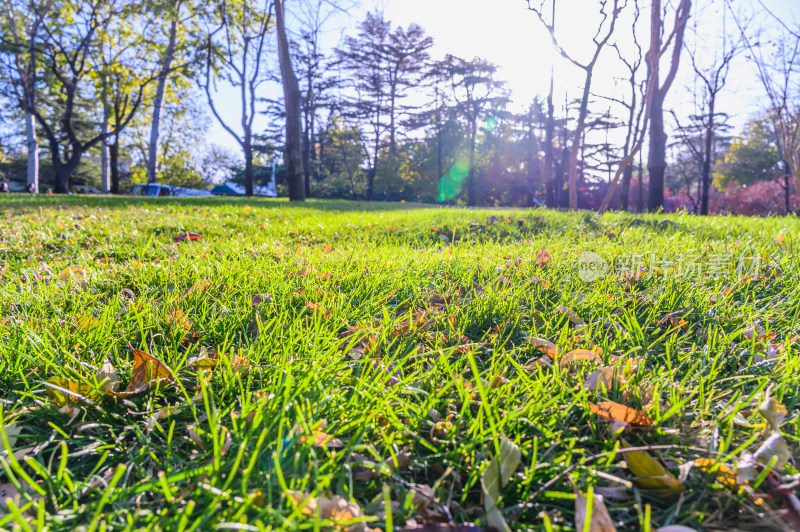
left=1, top=0, right=799, bottom=215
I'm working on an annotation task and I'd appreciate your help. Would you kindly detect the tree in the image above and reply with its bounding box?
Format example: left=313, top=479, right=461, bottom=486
left=680, top=4, right=741, bottom=215
left=31, top=0, right=153, bottom=193
left=528, top=0, right=623, bottom=210
left=442, top=54, right=507, bottom=206
left=337, top=11, right=433, bottom=200
left=646, top=0, right=691, bottom=211
left=203, top=0, right=272, bottom=197
left=275, top=0, right=304, bottom=202
left=143, top=0, right=206, bottom=185
left=288, top=0, right=340, bottom=198
left=0, top=0, right=52, bottom=193
left=730, top=2, right=800, bottom=214
left=713, top=115, right=783, bottom=199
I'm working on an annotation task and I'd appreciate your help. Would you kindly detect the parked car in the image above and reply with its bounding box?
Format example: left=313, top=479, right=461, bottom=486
left=130, top=184, right=212, bottom=197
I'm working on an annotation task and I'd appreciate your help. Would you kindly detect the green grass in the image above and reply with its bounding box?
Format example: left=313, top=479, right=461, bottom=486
left=0, top=196, right=799, bottom=531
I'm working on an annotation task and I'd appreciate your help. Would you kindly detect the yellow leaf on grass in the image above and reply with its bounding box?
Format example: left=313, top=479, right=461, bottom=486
left=575, top=487, right=617, bottom=532
left=529, top=336, right=561, bottom=359
left=694, top=458, right=740, bottom=489
left=300, top=420, right=343, bottom=449
left=57, top=265, right=86, bottom=283
left=287, top=491, right=373, bottom=531
left=45, top=377, right=100, bottom=408
left=621, top=441, right=684, bottom=493
left=584, top=367, right=621, bottom=391
left=74, top=315, right=101, bottom=332
left=481, top=436, right=521, bottom=532
left=560, top=349, right=602, bottom=367
left=120, top=350, right=175, bottom=396
left=589, top=401, right=653, bottom=427
left=184, top=280, right=211, bottom=298
left=557, top=305, right=585, bottom=326
left=166, top=310, right=192, bottom=332
left=536, top=249, right=552, bottom=267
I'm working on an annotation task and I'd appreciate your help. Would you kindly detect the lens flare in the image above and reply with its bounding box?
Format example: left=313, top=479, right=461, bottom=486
left=437, top=157, right=470, bottom=202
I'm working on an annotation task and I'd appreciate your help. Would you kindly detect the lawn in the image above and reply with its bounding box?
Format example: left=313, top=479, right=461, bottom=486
left=0, top=196, right=799, bottom=532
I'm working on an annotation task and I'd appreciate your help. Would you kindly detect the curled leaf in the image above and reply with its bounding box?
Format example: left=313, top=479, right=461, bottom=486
left=757, top=395, right=787, bottom=432
left=557, top=305, right=585, bottom=326
left=300, top=420, right=343, bottom=449
left=754, top=432, right=790, bottom=471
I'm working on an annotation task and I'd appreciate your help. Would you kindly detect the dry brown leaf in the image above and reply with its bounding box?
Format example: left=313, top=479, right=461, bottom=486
left=287, top=491, right=375, bottom=531
left=574, top=487, right=617, bottom=532
left=535, top=249, right=551, bottom=267
left=120, top=350, right=175, bottom=396
left=300, top=420, right=343, bottom=449
left=584, top=367, right=621, bottom=392
left=560, top=349, right=602, bottom=367
left=57, top=265, right=87, bottom=283
left=166, top=309, right=192, bottom=332
left=74, top=315, right=101, bottom=332
left=557, top=305, right=585, bottom=326
left=173, top=232, right=202, bottom=243
left=528, top=336, right=561, bottom=359
left=184, top=280, right=210, bottom=298
left=589, top=401, right=653, bottom=427
left=306, top=301, right=332, bottom=319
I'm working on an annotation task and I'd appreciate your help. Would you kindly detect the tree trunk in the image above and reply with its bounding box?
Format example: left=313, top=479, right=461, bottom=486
left=620, top=163, right=633, bottom=211
left=637, top=150, right=644, bottom=212
left=243, top=137, right=254, bottom=197
left=647, top=91, right=667, bottom=211
left=110, top=140, right=120, bottom=194
left=700, top=97, right=715, bottom=215
left=565, top=69, right=594, bottom=210
left=100, top=96, right=111, bottom=193
left=544, top=87, right=555, bottom=207
left=276, top=0, right=305, bottom=202
left=25, top=111, right=38, bottom=193
left=146, top=15, right=178, bottom=184
left=302, top=73, right=312, bottom=198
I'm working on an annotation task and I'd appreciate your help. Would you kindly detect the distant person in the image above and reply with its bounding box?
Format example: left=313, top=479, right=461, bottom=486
left=45, top=187, right=53, bottom=195
left=0, top=182, right=9, bottom=193
left=26, top=183, right=35, bottom=193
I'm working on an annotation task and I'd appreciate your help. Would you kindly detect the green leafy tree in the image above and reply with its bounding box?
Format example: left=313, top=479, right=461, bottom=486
left=713, top=116, right=781, bottom=188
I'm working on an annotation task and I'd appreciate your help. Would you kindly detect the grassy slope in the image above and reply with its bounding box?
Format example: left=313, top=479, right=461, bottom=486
left=0, top=196, right=799, bottom=531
